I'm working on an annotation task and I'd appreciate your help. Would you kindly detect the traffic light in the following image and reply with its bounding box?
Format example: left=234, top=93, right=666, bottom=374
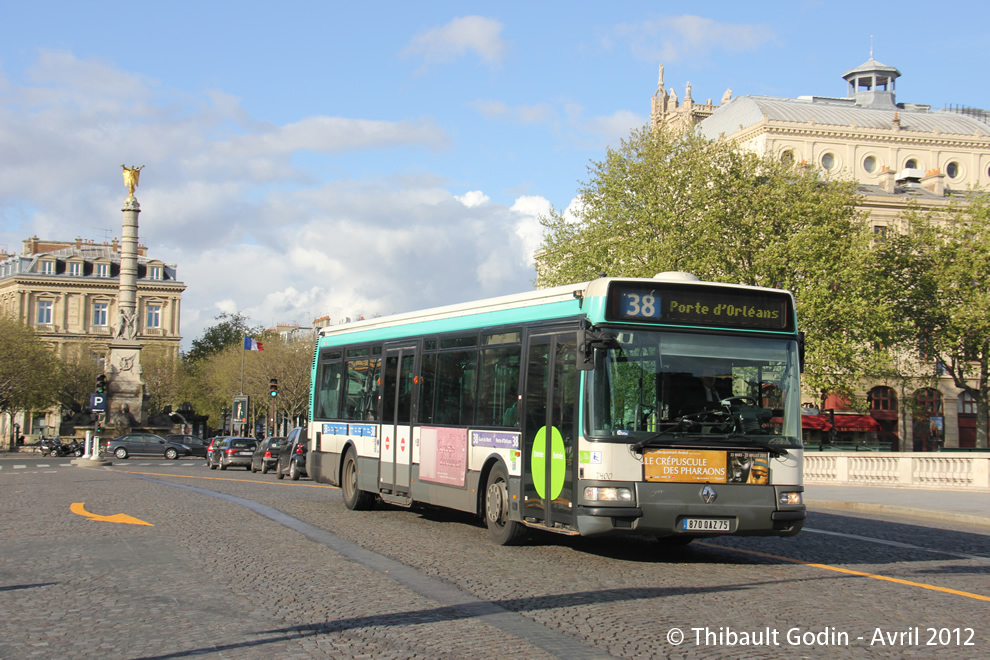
left=96, top=374, right=107, bottom=394
left=269, top=378, right=278, bottom=398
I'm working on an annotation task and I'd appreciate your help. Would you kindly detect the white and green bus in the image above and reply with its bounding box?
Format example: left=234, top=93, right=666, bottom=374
left=307, top=272, right=806, bottom=545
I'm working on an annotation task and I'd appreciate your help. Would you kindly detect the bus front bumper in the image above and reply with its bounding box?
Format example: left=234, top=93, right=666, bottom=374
left=575, top=483, right=806, bottom=538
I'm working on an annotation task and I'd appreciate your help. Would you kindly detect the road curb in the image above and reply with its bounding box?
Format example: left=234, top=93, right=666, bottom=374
left=807, top=499, right=990, bottom=530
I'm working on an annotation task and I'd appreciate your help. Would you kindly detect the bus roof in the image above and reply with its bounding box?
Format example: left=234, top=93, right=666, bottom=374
left=318, top=272, right=796, bottom=343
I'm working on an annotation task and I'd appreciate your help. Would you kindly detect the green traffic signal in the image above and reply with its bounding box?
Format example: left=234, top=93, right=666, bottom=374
left=96, top=374, right=107, bottom=394
left=269, top=378, right=278, bottom=398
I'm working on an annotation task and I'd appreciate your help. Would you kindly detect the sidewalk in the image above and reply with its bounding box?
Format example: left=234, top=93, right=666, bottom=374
left=804, top=484, right=990, bottom=530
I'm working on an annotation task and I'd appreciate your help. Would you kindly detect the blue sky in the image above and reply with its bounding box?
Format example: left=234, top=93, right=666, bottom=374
left=2, top=1, right=988, bottom=349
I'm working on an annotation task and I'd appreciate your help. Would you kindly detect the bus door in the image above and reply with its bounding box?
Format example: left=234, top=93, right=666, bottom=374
left=380, top=341, right=418, bottom=494
left=522, top=331, right=578, bottom=531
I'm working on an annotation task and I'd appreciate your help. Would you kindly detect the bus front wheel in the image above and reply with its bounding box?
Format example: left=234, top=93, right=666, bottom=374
left=341, top=449, right=375, bottom=511
left=485, top=463, right=526, bottom=545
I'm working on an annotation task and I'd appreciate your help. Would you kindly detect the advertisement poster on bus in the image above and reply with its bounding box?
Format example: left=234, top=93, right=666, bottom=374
left=419, top=427, right=467, bottom=487
left=643, top=449, right=768, bottom=484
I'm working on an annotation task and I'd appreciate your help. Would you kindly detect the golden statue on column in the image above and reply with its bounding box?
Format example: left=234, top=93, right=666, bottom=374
left=121, top=164, right=144, bottom=200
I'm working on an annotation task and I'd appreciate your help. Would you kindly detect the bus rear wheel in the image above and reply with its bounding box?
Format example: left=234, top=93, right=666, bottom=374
left=485, top=463, right=525, bottom=545
left=342, top=449, right=375, bottom=511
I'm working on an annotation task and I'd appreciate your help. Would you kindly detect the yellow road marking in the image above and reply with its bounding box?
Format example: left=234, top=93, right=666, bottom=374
left=114, top=469, right=339, bottom=489
left=70, top=502, right=153, bottom=526
left=697, top=541, right=990, bottom=603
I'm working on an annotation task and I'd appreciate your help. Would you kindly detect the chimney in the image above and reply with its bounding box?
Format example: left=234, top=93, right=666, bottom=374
left=112, top=238, right=119, bottom=252
left=879, top=167, right=896, bottom=193
left=922, top=168, right=945, bottom=195
left=75, top=237, right=83, bottom=249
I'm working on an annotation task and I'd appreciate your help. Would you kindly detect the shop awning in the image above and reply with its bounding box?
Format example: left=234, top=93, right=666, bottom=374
left=832, top=415, right=882, bottom=431
left=800, top=414, right=882, bottom=432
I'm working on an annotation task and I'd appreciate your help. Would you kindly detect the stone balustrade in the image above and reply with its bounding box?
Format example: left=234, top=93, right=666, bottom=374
left=804, top=452, right=990, bottom=491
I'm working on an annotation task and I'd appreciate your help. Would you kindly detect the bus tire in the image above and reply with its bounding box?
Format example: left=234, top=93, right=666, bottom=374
left=484, top=463, right=525, bottom=546
left=342, top=449, right=375, bottom=511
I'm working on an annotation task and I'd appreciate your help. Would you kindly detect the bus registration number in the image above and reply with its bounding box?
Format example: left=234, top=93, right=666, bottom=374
left=682, top=518, right=731, bottom=532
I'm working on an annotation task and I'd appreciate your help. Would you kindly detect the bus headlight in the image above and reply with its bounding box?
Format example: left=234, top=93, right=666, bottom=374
left=779, top=491, right=802, bottom=505
left=584, top=487, right=633, bottom=502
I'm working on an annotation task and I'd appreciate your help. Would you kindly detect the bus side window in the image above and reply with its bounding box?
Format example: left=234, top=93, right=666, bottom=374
left=419, top=352, right=437, bottom=424
left=435, top=350, right=477, bottom=425
left=344, top=358, right=381, bottom=421
left=317, top=361, right=343, bottom=419
left=477, top=345, right=521, bottom=427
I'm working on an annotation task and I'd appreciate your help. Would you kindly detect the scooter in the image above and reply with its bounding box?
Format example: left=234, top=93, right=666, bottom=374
left=44, top=438, right=84, bottom=457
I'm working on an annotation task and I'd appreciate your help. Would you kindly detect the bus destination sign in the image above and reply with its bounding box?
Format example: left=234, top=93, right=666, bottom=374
left=607, top=282, right=793, bottom=331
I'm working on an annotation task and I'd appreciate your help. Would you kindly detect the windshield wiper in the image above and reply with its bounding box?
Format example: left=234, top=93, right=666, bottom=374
left=629, top=420, right=696, bottom=451
left=678, top=434, right=790, bottom=457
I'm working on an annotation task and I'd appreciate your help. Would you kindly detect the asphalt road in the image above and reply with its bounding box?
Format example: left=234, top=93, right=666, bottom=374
left=1, top=456, right=987, bottom=659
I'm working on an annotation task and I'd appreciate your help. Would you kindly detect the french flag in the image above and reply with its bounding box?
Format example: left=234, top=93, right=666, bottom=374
left=244, top=335, right=264, bottom=351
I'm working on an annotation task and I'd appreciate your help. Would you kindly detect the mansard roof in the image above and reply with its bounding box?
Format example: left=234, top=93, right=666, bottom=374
left=698, top=95, right=990, bottom=140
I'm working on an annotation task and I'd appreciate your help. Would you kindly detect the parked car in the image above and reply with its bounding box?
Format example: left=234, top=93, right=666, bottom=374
left=164, top=434, right=208, bottom=459
left=106, top=433, right=169, bottom=459
left=276, top=427, right=308, bottom=481
left=251, top=437, right=283, bottom=474
left=209, top=436, right=258, bottom=470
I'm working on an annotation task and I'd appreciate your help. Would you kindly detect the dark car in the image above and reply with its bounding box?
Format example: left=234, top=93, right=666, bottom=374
left=276, top=427, right=308, bottom=481
left=164, top=434, right=208, bottom=459
left=251, top=437, right=283, bottom=474
left=106, top=433, right=169, bottom=459
left=209, top=436, right=258, bottom=470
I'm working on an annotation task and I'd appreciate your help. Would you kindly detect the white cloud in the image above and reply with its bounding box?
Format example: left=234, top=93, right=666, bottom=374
left=402, top=16, right=506, bottom=69
left=455, top=190, right=489, bottom=207
left=0, top=52, right=545, bottom=350
left=611, top=15, right=778, bottom=63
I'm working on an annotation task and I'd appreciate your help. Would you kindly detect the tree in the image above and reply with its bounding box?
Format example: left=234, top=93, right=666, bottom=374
left=0, top=317, right=63, bottom=448
left=142, top=344, right=181, bottom=417
left=185, top=312, right=261, bottom=363
left=872, top=193, right=990, bottom=448
left=536, top=124, right=878, bottom=402
left=54, top=347, right=103, bottom=417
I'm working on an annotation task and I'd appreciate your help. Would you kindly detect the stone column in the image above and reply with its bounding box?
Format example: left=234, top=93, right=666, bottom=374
left=107, top=195, right=145, bottom=431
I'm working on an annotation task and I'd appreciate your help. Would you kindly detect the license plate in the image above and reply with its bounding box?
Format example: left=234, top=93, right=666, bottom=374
left=238, top=451, right=251, bottom=456
left=682, top=518, right=731, bottom=532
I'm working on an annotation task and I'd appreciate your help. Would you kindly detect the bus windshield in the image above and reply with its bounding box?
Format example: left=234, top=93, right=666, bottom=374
left=586, top=330, right=802, bottom=447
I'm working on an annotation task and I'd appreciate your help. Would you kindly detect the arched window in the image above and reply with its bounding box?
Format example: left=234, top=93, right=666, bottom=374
left=868, top=386, right=897, bottom=412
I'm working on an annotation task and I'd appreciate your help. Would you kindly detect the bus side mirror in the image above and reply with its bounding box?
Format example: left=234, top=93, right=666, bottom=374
left=577, top=329, right=618, bottom=371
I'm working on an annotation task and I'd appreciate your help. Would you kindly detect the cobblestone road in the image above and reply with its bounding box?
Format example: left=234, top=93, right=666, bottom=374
left=1, top=458, right=987, bottom=659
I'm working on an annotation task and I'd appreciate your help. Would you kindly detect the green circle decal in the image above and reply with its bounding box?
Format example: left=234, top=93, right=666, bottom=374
left=531, top=426, right=566, bottom=500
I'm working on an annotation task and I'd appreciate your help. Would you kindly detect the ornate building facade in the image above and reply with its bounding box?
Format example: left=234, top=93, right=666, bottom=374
left=0, top=236, right=185, bottom=438
left=653, top=57, right=990, bottom=450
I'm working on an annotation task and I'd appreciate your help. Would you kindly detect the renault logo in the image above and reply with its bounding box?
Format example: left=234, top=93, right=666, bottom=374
left=701, top=485, right=717, bottom=504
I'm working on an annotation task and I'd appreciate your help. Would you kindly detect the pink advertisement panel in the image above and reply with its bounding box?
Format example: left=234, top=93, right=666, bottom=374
left=419, top=427, right=467, bottom=487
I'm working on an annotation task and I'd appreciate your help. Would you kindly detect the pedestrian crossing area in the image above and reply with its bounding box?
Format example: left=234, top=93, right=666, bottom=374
left=0, top=460, right=206, bottom=470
